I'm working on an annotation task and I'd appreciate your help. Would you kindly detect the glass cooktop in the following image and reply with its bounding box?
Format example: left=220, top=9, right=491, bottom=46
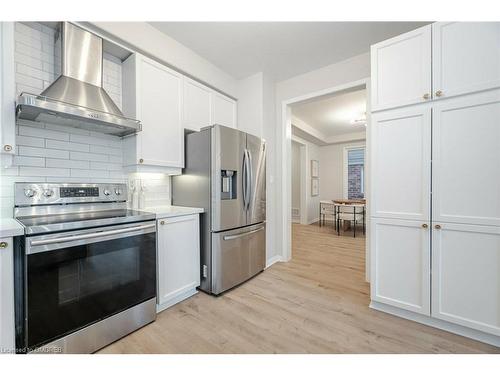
left=16, top=209, right=156, bottom=235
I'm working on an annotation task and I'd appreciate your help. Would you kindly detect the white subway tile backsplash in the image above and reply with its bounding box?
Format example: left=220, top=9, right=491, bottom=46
left=15, top=73, right=43, bottom=90
left=19, top=167, right=70, bottom=177
left=70, top=151, right=108, bottom=162
left=90, top=161, right=122, bottom=171
left=46, top=158, right=89, bottom=169
left=16, top=135, right=45, bottom=147
left=44, top=123, right=92, bottom=135
left=70, top=169, right=109, bottom=178
left=108, top=155, right=123, bottom=164
left=45, top=139, right=90, bottom=152
left=19, top=146, right=69, bottom=159
left=19, top=125, right=70, bottom=141
left=89, top=145, right=122, bottom=156
left=13, top=156, right=45, bottom=167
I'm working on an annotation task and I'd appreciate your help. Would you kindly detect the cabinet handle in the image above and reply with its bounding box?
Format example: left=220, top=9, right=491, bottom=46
left=0, top=242, right=8, bottom=249
left=421, top=223, right=428, bottom=229
left=159, top=220, right=165, bottom=225
left=422, top=93, right=430, bottom=100
left=435, top=224, right=442, bottom=229
left=139, top=158, right=144, bottom=164
left=3, top=144, right=13, bottom=152
left=435, top=90, right=443, bottom=97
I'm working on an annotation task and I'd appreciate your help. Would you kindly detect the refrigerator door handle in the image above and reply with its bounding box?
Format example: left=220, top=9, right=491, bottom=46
left=223, top=226, right=264, bottom=241
left=247, top=149, right=253, bottom=212
left=243, top=149, right=251, bottom=211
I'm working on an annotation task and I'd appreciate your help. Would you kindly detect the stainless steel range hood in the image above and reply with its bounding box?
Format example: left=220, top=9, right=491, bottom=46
left=16, top=22, right=141, bottom=137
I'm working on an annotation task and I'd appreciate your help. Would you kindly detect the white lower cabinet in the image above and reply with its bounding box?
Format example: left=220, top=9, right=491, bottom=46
left=156, top=215, right=200, bottom=312
left=431, top=223, right=500, bottom=336
left=0, top=237, right=15, bottom=353
left=371, top=218, right=430, bottom=315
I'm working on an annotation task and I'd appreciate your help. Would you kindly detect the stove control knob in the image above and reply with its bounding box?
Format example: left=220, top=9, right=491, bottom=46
left=114, top=188, right=122, bottom=196
left=24, top=188, right=36, bottom=198
left=103, top=189, right=111, bottom=196
left=43, top=189, right=54, bottom=197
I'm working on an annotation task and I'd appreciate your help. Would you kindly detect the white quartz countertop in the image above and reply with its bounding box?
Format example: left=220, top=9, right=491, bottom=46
left=0, top=218, right=24, bottom=238
left=144, top=205, right=204, bottom=219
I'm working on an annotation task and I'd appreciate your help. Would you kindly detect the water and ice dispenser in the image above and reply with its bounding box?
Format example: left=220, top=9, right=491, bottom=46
left=221, top=170, right=237, bottom=200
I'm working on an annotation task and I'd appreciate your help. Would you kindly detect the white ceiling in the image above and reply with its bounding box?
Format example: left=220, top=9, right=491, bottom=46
left=292, top=88, right=367, bottom=137
left=149, top=22, right=429, bottom=81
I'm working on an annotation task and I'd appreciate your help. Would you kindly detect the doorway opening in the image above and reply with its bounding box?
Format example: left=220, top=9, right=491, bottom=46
left=284, top=78, right=370, bottom=281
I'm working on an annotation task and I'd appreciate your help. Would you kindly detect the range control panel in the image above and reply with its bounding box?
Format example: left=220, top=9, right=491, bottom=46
left=60, top=187, right=99, bottom=198
left=14, top=183, right=127, bottom=206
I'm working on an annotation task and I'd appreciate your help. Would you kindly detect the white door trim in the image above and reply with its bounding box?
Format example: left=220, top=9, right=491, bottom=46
left=281, top=78, right=370, bottom=266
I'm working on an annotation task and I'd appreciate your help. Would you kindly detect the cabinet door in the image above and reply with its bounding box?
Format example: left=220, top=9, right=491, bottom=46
left=0, top=237, right=14, bottom=352
left=183, top=78, right=211, bottom=131
left=137, top=57, right=184, bottom=168
left=212, top=92, right=237, bottom=128
left=157, top=215, right=200, bottom=308
left=432, top=223, right=500, bottom=336
left=371, top=106, right=431, bottom=221
left=1, top=22, right=15, bottom=161
left=432, top=90, right=500, bottom=226
left=433, top=22, right=500, bottom=100
left=370, top=218, right=430, bottom=315
left=371, top=25, right=431, bottom=111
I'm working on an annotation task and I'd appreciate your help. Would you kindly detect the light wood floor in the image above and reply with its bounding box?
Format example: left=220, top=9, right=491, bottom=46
left=98, top=223, right=500, bottom=353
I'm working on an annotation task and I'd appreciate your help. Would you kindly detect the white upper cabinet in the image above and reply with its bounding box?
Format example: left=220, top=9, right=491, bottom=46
left=122, top=54, right=184, bottom=171
left=182, top=77, right=212, bottom=132
left=432, top=90, right=500, bottom=227
left=211, top=92, right=237, bottom=128
left=1, top=22, right=15, bottom=164
left=371, top=25, right=432, bottom=111
left=371, top=106, right=431, bottom=221
left=431, top=223, right=500, bottom=336
left=371, top=218, right=431, bottom=315
left=433, top=22, right=500, bottom=100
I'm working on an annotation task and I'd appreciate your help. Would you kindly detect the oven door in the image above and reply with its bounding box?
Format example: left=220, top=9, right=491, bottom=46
left=22, top=221, right=156, bottom=350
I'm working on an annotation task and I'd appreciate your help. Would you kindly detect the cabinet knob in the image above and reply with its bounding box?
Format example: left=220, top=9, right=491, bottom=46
left=139, top=158, right=144, bottom=164
left=3, top=144, right=13, bottom=152
left=0, top=242, right=8, bottom=249
left=160, top=220, right=165, bottom=225
left=435, top=90, right=443, bottom=97
left=421, top=223, right=428, bottom=228
left=422, top=93, right=430, bottom=100
left=435, top=224, right=442, bottom=230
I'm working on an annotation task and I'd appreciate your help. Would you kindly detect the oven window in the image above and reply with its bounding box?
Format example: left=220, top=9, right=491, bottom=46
left=27, top=231, right=156, bottom=349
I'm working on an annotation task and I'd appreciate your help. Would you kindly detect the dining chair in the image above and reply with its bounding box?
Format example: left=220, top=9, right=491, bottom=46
left=335, top=203, right=365, bottom=237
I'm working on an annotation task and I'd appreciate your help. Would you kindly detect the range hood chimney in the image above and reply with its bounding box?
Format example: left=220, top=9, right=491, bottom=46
left=16, top=22, right=141, bottom=137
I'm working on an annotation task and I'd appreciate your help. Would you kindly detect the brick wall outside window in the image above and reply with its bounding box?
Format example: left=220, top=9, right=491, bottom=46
left=348, top=164, right=364, bottom=199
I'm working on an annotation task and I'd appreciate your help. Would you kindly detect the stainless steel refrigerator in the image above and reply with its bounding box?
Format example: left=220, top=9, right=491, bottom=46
left=172, top=125, right=266, bottom=295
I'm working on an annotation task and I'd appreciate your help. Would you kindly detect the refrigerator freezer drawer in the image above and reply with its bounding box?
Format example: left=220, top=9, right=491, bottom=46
left=211, top=223, right=266, bottom=295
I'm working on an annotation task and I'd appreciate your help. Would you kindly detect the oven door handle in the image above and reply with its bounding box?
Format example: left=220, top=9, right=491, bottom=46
left=29, top=223, right=156, bottom=247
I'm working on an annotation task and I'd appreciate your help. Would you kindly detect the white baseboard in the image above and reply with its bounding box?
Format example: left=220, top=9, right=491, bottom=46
left=308, top=217, right=320, bottom=225
left=370, top=301, right=500, bottom=348
left=266, top=255, right=283, bottom=268
left=157, top=286, right=198, bottom=313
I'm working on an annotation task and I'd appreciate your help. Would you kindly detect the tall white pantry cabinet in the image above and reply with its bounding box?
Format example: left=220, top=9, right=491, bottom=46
left=370, top=22, right=500, bottom=345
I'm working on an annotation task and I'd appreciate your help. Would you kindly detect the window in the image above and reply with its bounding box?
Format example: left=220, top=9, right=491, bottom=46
left=346, top=147, right=365, bottom=199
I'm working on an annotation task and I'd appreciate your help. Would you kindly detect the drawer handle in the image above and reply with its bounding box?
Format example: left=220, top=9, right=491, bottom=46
left=435, top=90, right=443, bottom=97
left=3, top=144, right=13, bottom=152
left=435, top=224, right=442, bottom=230
left=421, top=223, right=428, bottom=229
left=422, top=93, right=430, bottom=100
left=223, top=227, right=264, bottom=241
left=0, top=241, right=8, bottom=249
left=139, top=158, right=144, bottom=164
left=160, top=220, right=165, bottom=225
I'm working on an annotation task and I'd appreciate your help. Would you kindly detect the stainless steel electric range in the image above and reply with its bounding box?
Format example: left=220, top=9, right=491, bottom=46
left=13, top=182, right=157, bottom=354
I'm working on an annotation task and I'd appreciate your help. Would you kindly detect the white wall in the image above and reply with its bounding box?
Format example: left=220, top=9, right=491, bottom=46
left=319, top=141, right=366, bottom=201
left=291, top=141, right=301, bottom=219
left=275, top=52, right=370, bottom=260
left=88, top=22, right=237, bottom=98
left=236, top=72, right=264, bottom=137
